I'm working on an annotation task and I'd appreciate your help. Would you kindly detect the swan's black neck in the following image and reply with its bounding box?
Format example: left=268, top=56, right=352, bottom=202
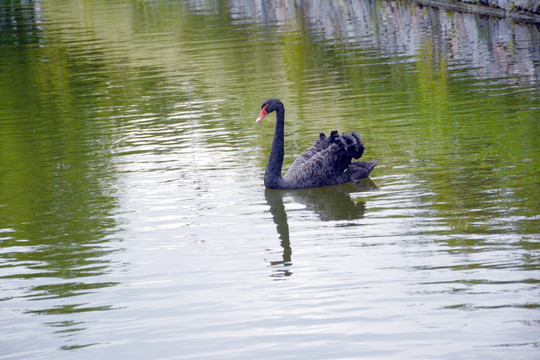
left=264, top=104, right=285, bottom=189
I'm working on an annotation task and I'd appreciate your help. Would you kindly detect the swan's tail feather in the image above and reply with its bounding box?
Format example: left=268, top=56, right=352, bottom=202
left=347, top=160, right=378, bottom=181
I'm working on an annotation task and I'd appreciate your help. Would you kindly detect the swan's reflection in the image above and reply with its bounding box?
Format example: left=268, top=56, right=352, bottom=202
left=264, top=180, right=376, bottom=278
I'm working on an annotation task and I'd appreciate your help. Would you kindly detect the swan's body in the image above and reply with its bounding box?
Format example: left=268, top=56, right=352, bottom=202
left=256, top=98, right=377, bottom=189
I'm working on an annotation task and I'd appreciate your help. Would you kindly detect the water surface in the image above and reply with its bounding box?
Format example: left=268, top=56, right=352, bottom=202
left=0, top=0, right=539, bottom=359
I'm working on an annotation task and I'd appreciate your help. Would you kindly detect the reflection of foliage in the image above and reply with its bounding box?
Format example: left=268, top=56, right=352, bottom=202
left=36, top=0, right=537, bottom=240
left=0, top=0, right=538, bottom=308
left=0, top=0, right=41, bottom=45
left=0, top=2, right=124, bottom=307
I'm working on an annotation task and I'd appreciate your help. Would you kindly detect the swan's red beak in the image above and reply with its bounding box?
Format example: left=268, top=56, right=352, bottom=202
left=256, top=105, right=268, bottom=123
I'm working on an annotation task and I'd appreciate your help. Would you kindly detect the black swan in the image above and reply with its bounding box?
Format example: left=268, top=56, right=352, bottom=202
left=256, top=98, right=378, bottom=189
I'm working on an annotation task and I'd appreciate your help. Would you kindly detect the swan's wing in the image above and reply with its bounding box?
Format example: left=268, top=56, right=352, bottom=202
left=284, top=131, right=366, bottom=188
left=285, top=133, right=329, bottom=175
left=286, top=131, right=342, bottom=175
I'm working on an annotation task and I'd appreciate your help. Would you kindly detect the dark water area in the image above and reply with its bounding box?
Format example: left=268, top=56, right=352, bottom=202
left=0, top=0, right=539, bottom=359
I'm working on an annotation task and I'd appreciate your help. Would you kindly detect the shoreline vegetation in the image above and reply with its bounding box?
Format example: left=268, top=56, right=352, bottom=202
left=415, top=0, right=540, bottom=21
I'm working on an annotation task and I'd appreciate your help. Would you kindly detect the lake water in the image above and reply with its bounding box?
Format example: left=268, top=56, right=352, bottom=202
left=1, top=0, right=539, bottom=359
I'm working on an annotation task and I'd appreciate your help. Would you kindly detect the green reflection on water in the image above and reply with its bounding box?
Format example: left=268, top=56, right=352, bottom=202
left=1, top=0, right=538, bottom=280
left=0, top=1, right=122, bottom=311
left=1, top=1, right=538, bottom=259
left=0, top=0, right=539, bottom=355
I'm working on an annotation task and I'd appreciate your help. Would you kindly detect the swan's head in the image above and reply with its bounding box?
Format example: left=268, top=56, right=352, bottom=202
left=256, top=98, right=283, bottom=123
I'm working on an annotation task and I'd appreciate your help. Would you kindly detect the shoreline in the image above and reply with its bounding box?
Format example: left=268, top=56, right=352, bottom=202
left=413, top=0, right=540, bottom=22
